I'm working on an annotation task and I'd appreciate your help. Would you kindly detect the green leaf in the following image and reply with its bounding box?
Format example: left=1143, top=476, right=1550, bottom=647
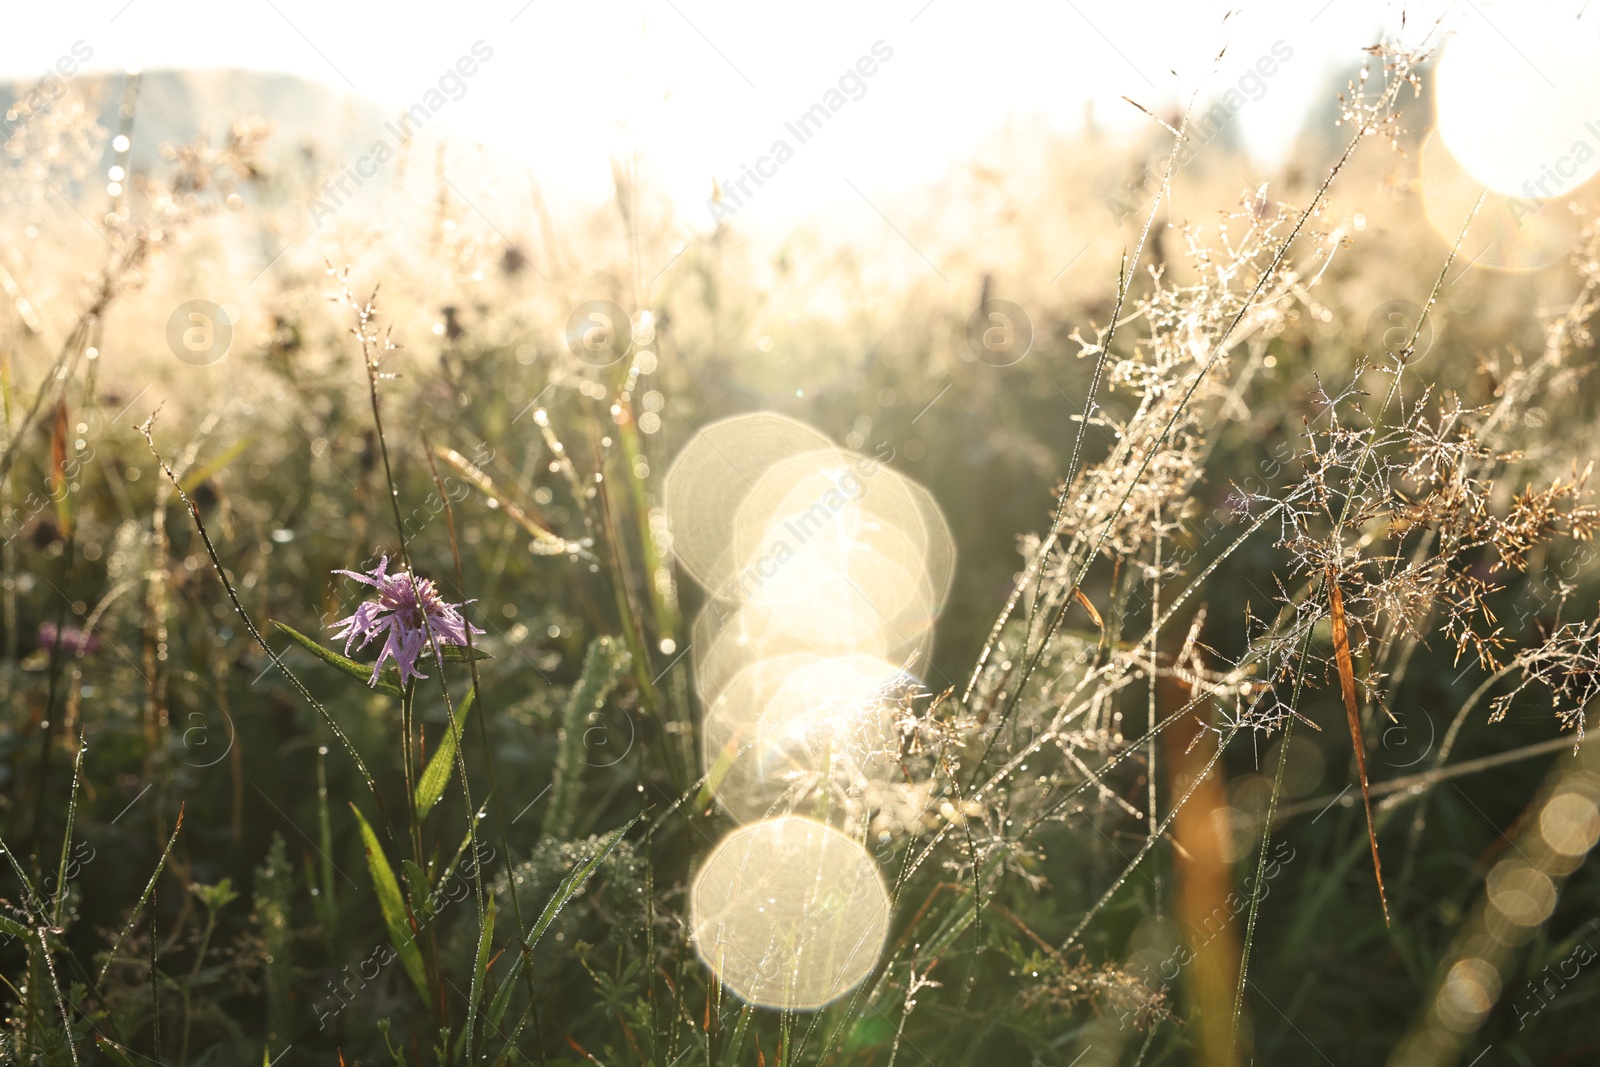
left=485, top=816, right=641, bottom=1040
left=548, top=637, right=631, bottom=839
left=463, top=893, right=495, bottom=1063
left=415, top=686, right=475, bottom=820
left=190, top=878, right=240, bottom=912
left=400, top=859, right=435, bottom=924
left=527, top=815, right=640, bottom=953
left=254, top=835, right=293, bottom=1045
left=484, top=944, right=523, bottom=1031
left=350, top=805, right=428, bottom=1001
left=95, top=1037, right=139, bottom=1067
left=179, top=436, right=253, bottom=494
left=437, top=643, right=493, bottom=663
left=97, top=808, right=185, bottom=985
left=0, top=913, right=30, bottom=941
left=275, top=622, right=403, bottom=696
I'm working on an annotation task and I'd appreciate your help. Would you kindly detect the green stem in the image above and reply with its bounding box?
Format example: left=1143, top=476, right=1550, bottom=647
left=179, top=909, right=218, bottom=1067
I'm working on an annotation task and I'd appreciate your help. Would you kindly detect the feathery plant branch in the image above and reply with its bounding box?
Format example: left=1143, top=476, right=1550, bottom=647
left=966, top=101, right=1195, bottom=714
left=1226, top=180, right=1488, bottom=1060
left=987, top=48, right=1422, bottom=759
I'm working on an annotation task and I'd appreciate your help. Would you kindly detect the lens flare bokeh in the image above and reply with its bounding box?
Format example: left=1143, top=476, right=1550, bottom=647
left=1425, top=6, right=1600, bottom=270
left=662, top=412, right=833, bottom=592
left=689, top=816, right=891, bottom=1011
left=669, top=413, right=953, bottom=1009
left=702, top=653, right=911, bottom=824
left=1433, top=7, right=1600, bottom=200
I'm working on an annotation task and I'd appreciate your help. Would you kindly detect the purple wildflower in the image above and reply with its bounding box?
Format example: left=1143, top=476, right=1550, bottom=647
left=329, top=556, right=483, bottom=686
left=38, top=621, right=101, bottom=658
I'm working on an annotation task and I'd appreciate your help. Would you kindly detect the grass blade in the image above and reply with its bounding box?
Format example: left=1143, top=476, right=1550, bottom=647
left=433, top=444, right=568, bottom=551
left=93, top=1037, right=138, bottom=1067
left=51, top=734, right=87, bottom=925
left=528, top=814, right=640, bottom=953
left=178, top=435, right=252, bottom=494
left=547, top=637, right=629, bottom=840
left=436, top=643, right=493, bottom=663
left=485, top=949, right=523, bottom=1032
left=415, top=685, right=475, bottom=820
left=97, top=805, right=185, bottom=986
left=350, top=804, right=429, bottom=1001
left=275, top=621, right=403, bottom=696
left=49, top=399, right=73, bottom=537
left=1328, top=567, right=1390, bottom=926
left=467, top=892, right=495, bottom=1055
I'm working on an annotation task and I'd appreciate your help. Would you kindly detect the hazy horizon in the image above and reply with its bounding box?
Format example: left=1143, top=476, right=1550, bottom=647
left=3, top=0, right=1485, bottom=230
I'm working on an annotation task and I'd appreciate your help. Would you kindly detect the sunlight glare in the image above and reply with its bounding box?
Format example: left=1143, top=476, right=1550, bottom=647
left=690, top=817, right=890, bottom=1010
left=1434, top=8, right=1600, bottom=200
left=702, top=654, right=912, bottom=824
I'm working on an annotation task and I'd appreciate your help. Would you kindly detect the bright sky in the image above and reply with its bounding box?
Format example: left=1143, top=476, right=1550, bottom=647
left=0, top=1, right=1581, bottom=230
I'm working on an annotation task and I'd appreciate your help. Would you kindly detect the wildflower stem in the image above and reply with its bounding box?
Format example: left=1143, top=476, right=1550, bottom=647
left=340, top=274, right=488, bottom=1055
left=400, top=680, right=423, bottom=864
left=422, top=437, right=549, bottom=1067
left=138, top=416, right=391, bottom=826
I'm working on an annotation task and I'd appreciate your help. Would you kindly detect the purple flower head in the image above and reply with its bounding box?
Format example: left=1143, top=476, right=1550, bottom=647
left=38, top=621, right=101, bottom=658
left=329, top=556, right=483, bottom=687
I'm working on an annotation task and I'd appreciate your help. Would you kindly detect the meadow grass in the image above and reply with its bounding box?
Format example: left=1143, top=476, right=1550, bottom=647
left=1, top=38, right=1598, bottom=1066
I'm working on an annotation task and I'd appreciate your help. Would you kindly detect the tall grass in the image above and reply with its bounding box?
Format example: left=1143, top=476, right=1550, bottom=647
left=1, top=37, right=1598, bottom=1066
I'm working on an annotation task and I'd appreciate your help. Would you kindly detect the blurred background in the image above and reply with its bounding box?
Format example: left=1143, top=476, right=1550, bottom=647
left=3, top=1, right=1600, bottom=1065
left=0, top=0, right=1486, bottom=229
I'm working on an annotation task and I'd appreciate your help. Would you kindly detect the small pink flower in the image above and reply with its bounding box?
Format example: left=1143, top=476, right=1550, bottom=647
left=329, top=556, right=482, bottom=686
